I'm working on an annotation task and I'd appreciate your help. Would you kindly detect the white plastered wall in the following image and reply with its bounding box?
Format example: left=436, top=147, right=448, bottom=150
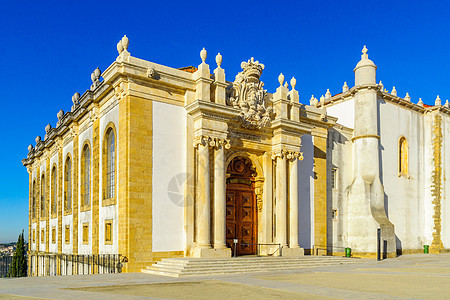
left=62, top=141, right=74, bottom=254
left=423, top=113, right=434, bottom=245
left=441, top=113, right=450, bottom=247
left=327, top=128, right=353, bottom=251
left=99, top=103, right=119, bottom=254
left=152, top=101, right=186, bottom=252
left=298, top=134, right=314, bottom=249
left=78, top=125, right=93, bottom=255
left=49, top=152, right=59, bottom=253
left=378, top=100, right=425, bottom=250
left=326, top=99, right=355, bottom=129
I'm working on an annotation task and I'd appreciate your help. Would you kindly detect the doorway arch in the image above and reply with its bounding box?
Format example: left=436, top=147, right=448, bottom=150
left=226, top=156, right=258, bottom=256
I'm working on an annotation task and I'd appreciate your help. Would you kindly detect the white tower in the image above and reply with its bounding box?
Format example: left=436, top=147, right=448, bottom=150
left=347, top=46, right=396, bottom=257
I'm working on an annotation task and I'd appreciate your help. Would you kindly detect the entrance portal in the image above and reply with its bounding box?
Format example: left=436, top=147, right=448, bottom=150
left=226, top=156, right=257, bottom=256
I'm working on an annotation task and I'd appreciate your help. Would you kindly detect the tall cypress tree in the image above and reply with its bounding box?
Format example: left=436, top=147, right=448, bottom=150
left=8, top=231, right=27, bottom=277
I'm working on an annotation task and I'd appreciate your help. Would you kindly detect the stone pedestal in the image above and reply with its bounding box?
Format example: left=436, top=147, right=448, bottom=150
left=282, top=247, right=305, bottom=257
left=193, top=247, right=231, bottom=258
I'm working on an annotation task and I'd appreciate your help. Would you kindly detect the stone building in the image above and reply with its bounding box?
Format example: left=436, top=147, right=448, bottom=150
left=22, top=36, right=450, bottom=274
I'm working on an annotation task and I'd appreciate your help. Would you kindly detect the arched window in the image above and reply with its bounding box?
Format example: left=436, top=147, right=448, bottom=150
left=64, top=156, right=72, bottom=212
left=399, top=137, right=408, bottom=176
left=41, top=174, right=46, bottom=218
left=82, top=144, right=91, bottom=207
left=32, top=180, right=36, bottom=219
left=51, top=166, right=57, bottom=216
left=105, top=129, right=116, bottom=200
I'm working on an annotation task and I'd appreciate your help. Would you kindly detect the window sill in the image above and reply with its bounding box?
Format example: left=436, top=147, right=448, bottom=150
left=102, top=197, right=116, bottom=207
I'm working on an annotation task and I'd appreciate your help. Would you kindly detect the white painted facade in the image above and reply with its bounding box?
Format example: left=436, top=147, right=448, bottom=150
left=152, top=101, right=186, bottom=252
left=325, top=47, right=450, bottom=255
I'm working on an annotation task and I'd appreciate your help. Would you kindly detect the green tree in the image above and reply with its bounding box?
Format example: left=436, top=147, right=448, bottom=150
left=8, top=230, right=27, bottom=277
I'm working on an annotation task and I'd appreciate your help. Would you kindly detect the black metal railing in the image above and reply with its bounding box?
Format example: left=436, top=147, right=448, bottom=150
left=233, top=243, right=282, bottom=257
left=0, top=255, right=13, bottom=278
left=29, top=253, right=126, bottom=276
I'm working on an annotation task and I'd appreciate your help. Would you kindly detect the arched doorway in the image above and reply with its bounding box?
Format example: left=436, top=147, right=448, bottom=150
left=226, top=156, right=258, bottom=256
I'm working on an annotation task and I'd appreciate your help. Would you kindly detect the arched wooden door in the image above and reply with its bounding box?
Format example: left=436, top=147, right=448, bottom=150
left=226, top=156, right=257, bottom=256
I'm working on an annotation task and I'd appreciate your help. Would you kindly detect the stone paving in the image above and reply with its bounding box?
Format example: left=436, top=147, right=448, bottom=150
left=1, top=254, right=449, bottom=299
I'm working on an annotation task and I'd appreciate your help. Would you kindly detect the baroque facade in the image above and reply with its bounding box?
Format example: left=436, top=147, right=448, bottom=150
left=22, top=36, right=450, bottom=274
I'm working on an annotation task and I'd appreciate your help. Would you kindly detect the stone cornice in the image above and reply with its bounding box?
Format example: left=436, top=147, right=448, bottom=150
left=22, top=80, right=114, bottom=166
left=102, top=57, right=196, bottom=93
left=324, top=83, right=450, bottom=116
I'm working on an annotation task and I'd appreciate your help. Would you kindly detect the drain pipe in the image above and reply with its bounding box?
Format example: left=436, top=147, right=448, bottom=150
left=377, top=228, right=381, bottom=261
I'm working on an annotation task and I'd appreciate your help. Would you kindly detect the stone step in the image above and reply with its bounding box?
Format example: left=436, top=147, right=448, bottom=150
left=150, top=260, right=360, bottom=271
left=142, top=256, right=363, bottom=277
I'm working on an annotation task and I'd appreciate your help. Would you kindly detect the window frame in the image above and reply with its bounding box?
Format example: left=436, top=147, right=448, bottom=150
left=103, top=124, right=117, bottom=207
left=64, top=155, right=72, bottom=214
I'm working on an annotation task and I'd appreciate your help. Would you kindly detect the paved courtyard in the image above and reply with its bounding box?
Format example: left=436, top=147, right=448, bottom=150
left=1, top=254, right=449, bottom=299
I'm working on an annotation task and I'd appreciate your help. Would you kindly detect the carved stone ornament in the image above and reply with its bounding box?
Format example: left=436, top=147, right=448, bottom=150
left=228, top=57, right=274, bottom=129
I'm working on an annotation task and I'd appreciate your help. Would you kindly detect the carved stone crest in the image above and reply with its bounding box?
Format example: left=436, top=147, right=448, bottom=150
left=228, top=57, right=273, bottom=129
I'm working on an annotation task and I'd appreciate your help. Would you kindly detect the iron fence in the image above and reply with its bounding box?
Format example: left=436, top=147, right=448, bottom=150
left=29, top=253, right=125, bottom=276
left=0, top=255, right=13, bottom=278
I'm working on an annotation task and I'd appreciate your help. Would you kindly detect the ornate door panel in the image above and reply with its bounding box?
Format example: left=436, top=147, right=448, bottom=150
left=225, top=156, right=257, bottom=256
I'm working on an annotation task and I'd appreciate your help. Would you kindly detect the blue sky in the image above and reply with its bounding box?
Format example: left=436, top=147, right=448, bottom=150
left=1, top=0, right=449, bottom=243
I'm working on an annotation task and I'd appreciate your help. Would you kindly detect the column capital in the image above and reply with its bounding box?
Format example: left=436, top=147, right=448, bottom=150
left=271, top=149, right=303, bottom=161
left=193, top=135, right=230, bottom=149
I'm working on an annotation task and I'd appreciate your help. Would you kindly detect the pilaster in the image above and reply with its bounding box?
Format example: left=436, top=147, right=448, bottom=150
left=312, top=127, right=327, bottom=253
left=119, top=95, right=154, bottom=272
left=57, top=141, right=63, bottom=256
left=430, top=114, right=444, bottom=253
left=274, top=151, right=287, bottom=247
left=72, top=125, right=79, bottom=254
left=92, top=109, right=100, bottom=255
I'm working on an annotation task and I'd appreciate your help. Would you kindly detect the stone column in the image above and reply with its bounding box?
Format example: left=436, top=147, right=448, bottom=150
left=196, top=138, right=211, bottom=249
left=276, top=153, right=287, bottom=247
left=214, top=142, right=226, bottom=249
left=289, top=154, right=300, bottom=248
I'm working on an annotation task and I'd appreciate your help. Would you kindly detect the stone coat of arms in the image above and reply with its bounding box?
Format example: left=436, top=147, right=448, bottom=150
left=228, top=57, right=274, bottom=129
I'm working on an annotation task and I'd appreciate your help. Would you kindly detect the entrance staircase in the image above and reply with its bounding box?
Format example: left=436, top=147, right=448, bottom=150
left=141, top=256, right=363, bottom=277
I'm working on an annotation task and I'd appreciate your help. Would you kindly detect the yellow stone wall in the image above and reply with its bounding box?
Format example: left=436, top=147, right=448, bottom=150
left=313, top=128, right=328, bottom=253
left=118, top=95, right=154, bottom=273
left=92, top=115, right=100, bottom=255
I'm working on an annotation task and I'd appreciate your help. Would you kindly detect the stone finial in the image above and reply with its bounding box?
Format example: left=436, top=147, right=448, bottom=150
left=435, top=95, right=442, bottom=106
left=284, top=81, right=289, bottom=88
left=391, top=86, right=397, bottom=96
left=325, top=89, right=331, bottom=99
left=90, top=67, right=102, bottom=90
left=310, top=95, right=319, bottom=107
left=57, top=109, right=64, bottom=120
left=342, top=82, right=349, bottom=92
left=28, top=144, right=34, bottom=152
left=117, top=35, right=129, bottom=54
left=405, top=92, right=411, bottom=102
left=379, top=80, right=384, bottom=91
left=445, top=99, right=449, bottom=108
left=361, top=45, right=368, bottom=59
left=117, top=40, right=124, bottom=54
left=35, top=136, right=41, bottom=144
left=72, top=92, right=80, bottom=105
left=122, top=35, right=129, bottom=50
left=45, top=124, right=51, bottom=133
left=290, top=77, right=297, bottom=90
left=215, top=53, right=222, bottom=67
left=320, top=95, right=325, bottom=104
left=200, top=48, right=207, bottom=63
left=278, top=73, right=284, bottom=86
left=418, top=98, right=424, bottom=107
